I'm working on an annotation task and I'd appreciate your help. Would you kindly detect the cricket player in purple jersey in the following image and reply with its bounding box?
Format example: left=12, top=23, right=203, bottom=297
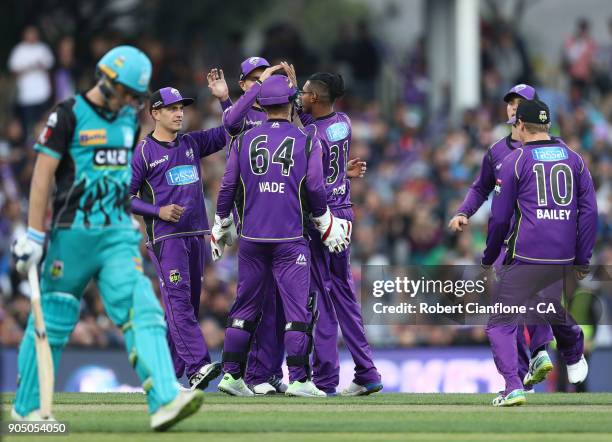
left=130, top=87, right=225, bottom=390
left=298, top=72, right=382, bottom=396
left=449, top=84, right=586, bottom=390
left=212, top=75, right=352, bottom=397
left=482, top=99, right=597, bottom=406
left=207, top=58, right=290, bottom=395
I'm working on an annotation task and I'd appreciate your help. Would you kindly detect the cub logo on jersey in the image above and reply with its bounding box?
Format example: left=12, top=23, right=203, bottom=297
left=169, top=269, right=181, bottom=284
left=94, top=148, right=129, bottom=169
left=165, top=165, right=198, bottom=186
left=79, top=129, right=108, bottom=146
left=532, top=147, right=568, bottom=162
left=326, top=122, right=349, bottom=142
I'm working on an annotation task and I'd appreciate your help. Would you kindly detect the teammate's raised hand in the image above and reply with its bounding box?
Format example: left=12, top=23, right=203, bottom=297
left=448, top=214, right=469, bottom=232
left=258, top=64, right=284, bottom=83
left=281, top=62, right=298, bottom=88
left=207, top=68, right=229, bottom=101
left=159, top=204, right=185, bottom=223
left=347, top=158, right=367, bottom=178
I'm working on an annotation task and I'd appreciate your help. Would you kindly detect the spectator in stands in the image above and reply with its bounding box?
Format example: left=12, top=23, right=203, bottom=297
left=8, top=25, right=54, bottom=137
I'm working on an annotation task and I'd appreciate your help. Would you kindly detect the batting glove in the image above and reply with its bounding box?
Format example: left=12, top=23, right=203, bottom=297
left=12, top=227, right=45, bottom=275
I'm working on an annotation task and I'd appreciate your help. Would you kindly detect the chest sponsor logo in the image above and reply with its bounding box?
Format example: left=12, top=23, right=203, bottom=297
left=531, top=147, right=568, bottom=162
left=150, top=155, right=169, bottom=168
left=326, top=122, right=349, bottom=142
left=496, top=163, right=502, bottom=170
left=165, top=165, right=198, bottom=186
left=79, top=129, right=108, bottom=146
left=93, top=148, right=129, bottom=168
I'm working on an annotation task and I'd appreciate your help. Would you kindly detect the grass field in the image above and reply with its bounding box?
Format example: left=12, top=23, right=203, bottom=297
left=2, top=392, right=612, bottom=441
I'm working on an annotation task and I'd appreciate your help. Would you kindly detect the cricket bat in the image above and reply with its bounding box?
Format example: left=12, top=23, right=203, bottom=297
left=28, top=266, right=54, bottom=419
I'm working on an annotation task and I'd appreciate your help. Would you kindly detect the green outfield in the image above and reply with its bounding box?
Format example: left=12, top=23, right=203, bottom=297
left=2, top=392, right=612, bottom=441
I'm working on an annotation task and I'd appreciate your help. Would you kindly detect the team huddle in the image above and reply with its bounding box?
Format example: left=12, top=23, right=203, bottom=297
left=9, top=42, right=597, bottom=430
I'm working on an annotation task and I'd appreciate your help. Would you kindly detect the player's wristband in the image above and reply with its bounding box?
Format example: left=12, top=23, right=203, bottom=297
left=255, top=80, right=263, bottom=86
left=27, top=227, right=45, bottom=245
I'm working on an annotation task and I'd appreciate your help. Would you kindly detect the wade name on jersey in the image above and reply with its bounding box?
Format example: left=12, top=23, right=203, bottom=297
left=259, top=181, right=285, bottom=193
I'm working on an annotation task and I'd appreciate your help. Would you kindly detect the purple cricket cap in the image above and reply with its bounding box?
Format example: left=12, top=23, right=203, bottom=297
left=503, top=84, right=537, bottom=103
left=504, top=83, right=537, bottom=124
left=257, top=75, right=297, bottom=106
left=240, top=56, right=270, bottom=80
left=150, top=87, right=194, bottom=110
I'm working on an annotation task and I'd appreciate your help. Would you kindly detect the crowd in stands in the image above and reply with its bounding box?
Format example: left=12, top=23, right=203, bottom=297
left=1, top=17, right=610, bottom=352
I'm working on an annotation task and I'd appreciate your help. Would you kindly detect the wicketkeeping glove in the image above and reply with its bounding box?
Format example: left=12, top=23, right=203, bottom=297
left=12, top=227, right=45, bottom=275
left=312, top=208, right=351, bottom=253
left=211, top=215, right=235, bottom=262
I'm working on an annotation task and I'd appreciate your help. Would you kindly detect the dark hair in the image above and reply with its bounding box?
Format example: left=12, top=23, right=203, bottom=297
left=308, top=72, right=345, bottom=102
left=261, top=102, right=291, bottom=114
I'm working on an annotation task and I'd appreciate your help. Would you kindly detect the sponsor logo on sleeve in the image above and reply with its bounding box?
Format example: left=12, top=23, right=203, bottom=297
left=93, top=148, right=129, bottom=169
left=531, top=147, right=568, bottom=162
left=165, top=165, right=199, bottom=186
left=79, top=129, right=108, bottom=146
left=326, top=122, right=349, bottom=142
left=37, top=112, right=59, bottom=145
left=295, top=253, right=307, bottom=266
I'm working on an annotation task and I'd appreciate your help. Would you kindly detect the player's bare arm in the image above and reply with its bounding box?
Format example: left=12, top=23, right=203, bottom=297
left=28, top=153, right=59, bottom=232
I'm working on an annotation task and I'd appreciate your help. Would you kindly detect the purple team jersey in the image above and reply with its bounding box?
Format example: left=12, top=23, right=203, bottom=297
left=457, top=135, right=520, bottom=218
left=216, top=119, right=328, bottom=242
left=483, top=139, right=598, bottom=265
left=304, top=112, right=352, bottom=210
left=130, top=128, right=226, bottom=243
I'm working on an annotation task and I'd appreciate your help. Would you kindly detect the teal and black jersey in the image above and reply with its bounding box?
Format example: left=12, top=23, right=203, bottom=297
left=35, top=94, right=139, bottom=230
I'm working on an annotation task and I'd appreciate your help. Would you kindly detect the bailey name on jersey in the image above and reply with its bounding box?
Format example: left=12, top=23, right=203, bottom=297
left=536, top=208, right=572, bottom=220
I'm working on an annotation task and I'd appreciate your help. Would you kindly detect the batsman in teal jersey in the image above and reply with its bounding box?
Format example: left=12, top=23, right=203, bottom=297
left=11, top=46, right=203, bottom=431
